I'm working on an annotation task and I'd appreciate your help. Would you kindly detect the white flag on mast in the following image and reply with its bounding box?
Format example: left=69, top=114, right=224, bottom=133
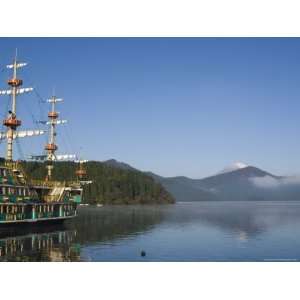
left=0, top=129, right=46, bottom=140
left=47, top=98, right=63, bottom=103
left=46, top=119, right=67, bottom=125
left=0, top=87, right=33, bottom=96
left=6, top=62, right=28, bottom=69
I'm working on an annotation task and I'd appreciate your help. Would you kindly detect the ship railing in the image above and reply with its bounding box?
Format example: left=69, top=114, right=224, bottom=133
left=43, top=194, right=66, bottom=202
left=4, top=161, right=28, bottom=184
left=30, top=179, right=81, bottom=188
left=5, top=161, right=21, bottom=170
left=44, top=195, right=60, bottom=202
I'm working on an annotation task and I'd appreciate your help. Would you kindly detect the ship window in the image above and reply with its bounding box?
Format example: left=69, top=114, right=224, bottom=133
left=71, top=190, right=81, bottom=196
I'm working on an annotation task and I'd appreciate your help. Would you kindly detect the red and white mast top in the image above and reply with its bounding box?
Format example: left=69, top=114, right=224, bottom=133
left=0, top=51, right=45, bottom=161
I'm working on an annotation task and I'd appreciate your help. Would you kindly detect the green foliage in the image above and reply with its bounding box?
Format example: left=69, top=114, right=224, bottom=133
left=20, top=161, right=175, bottom=205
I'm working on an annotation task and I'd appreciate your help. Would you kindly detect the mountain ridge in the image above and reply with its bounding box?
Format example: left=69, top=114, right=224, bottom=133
left=101, top=159, right=300, bottom=202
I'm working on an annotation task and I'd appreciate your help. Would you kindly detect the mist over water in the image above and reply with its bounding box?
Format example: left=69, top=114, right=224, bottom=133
left=0, top=202, right=300, bottom=261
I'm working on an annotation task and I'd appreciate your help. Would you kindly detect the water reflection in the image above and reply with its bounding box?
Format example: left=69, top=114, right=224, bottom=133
left=66, top=206, right=166, bottom=244
left=1, top=202, right=300, bottom=261
left=163, top=202, right=300, bottom=240
left=0, top=205, right=166, bottom=261
left=0, top=226, right=80, bottom=262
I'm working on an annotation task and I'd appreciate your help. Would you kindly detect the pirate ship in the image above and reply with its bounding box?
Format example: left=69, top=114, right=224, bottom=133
left=0, top=53, right=87, bottom=224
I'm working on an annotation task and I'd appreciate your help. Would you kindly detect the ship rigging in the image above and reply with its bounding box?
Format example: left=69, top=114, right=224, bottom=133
left=0, top=52, right=45, bottom=162
left=0, top=51, right=88, bottom=224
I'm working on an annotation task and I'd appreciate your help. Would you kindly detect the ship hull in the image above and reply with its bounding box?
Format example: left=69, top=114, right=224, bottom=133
left=0, top=202, right=77, bottom=225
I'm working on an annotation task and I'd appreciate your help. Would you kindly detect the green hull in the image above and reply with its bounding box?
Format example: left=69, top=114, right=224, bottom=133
left=0, top=202, right=77, bottom=224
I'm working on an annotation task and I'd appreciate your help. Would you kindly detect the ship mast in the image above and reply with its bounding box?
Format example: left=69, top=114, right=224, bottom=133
left=29, top=94, right=75, bottom=178
left=76, top=159, right=87, bottom=180
left=5, top=52, right=21, bottom=161
left=45, top=95, right=68, bottom=180
left=0, top=51, right=44, bottom=162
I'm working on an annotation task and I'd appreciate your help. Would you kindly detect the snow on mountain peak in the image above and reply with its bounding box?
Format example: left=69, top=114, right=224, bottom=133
left=218, top=162, right=249, bottom=175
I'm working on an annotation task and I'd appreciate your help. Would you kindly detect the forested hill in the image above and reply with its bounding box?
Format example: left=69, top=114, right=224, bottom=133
left=19, top=160, right=175, bottom=205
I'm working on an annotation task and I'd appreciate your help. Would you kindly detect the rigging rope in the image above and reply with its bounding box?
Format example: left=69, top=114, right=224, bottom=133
left=16, top=138, right=25, bottom=160
left=0, top=60, right=78, bottom=161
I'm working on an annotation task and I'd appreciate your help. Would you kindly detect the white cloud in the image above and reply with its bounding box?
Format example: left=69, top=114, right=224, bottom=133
left=250, top=176, right=280, bottom=188
left=250, top=175, right=300, bottom=188
left=283, top=176, right=300, bottom=185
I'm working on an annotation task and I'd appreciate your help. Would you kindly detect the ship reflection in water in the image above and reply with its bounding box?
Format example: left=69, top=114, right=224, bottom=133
left=0, top=227, right=80, bottom=262
left=0, top=205, right=166, bottom=262
left=1, top=202, right=300, bottom=261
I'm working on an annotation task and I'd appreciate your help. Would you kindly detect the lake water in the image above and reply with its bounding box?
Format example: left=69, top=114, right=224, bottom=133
left=1, top=201, right=300, bottom=262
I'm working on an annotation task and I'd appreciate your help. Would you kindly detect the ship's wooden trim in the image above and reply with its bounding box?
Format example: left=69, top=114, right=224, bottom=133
left=0, top=214, right=76, bottom=224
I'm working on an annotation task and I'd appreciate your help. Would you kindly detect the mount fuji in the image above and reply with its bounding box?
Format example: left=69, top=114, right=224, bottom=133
left=147, top=163, right=299, bottom=202
left=217, top=162, right=249, bottom=174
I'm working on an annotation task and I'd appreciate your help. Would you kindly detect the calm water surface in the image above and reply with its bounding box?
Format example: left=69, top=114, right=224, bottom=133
left=1, top=201, right=300, bottom=261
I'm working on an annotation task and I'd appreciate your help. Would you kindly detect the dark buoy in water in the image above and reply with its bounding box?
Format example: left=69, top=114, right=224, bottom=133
left=141, top=250, right=146, bottom=257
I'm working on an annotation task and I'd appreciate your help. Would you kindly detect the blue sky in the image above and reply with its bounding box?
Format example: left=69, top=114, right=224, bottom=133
left=0, top=38, right=300, bottom=178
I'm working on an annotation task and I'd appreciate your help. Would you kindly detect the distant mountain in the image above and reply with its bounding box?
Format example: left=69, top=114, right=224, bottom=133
left=197, top=165, right=281, bottom=190
left=217, top=161, right=249, bottom=175
left=194, top=165, right=283, bottom=201
left=148, top=163, right=300, bottom=202
left=95, top=159, right=300, bottom=202
left=147, top=174, right=217, bottom=202
left=102, top=159, right=137, bottom=171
